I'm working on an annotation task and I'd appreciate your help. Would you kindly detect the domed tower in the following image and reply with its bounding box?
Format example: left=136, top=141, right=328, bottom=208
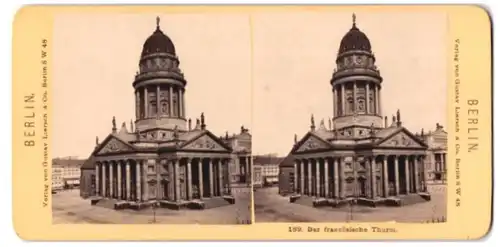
left=331, top=14, right=383, bottom=134
left=133, top=17, right=187, bottom=133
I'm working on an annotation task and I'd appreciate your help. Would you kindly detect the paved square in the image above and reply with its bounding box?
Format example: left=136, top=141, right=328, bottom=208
left=53, top=187, right=251, bottom=224
left=254, top=185, right=447, bottom=223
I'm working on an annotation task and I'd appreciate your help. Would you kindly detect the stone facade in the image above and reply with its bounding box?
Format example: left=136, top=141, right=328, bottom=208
left=422, top=124, right=447, bottom=183
left=221, top=127, right=252, bottom=185
left=254, top=155, right=282, bottom=185
left=79, top=18, right=239, bottom=210
left=284, top=15, right=433, bottom=207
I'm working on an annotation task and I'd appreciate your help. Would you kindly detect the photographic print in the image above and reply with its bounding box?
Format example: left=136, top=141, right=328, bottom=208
left=12, top=5, right=491, bottom=240
left=51, top=13, right=252, bottom=225
left=252, top=11, right=448, bottom=223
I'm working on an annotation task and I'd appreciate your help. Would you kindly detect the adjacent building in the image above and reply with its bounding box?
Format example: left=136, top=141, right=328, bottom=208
left=79, top=18, right=245, bottom=210
left=422, top=124, right=447, bottom=184
left=282, top=15, right=433, bottom=207
left=253, top=155, right=282, bottom=186
left=221, top=127, right=252, bottom=186
left=52, top=157, right=84, bottom=191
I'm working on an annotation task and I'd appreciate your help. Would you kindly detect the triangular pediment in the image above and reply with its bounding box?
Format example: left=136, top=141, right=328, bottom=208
left=378, top=129, right=427, bottom=148
left=95, top=135, right=136, bottom=155
left=181, top=132, right=230, bottom=152
left=293, top=133, right=332, bottom=153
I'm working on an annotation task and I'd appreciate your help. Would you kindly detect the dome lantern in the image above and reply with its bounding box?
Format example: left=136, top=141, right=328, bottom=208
left=141, top=17, right=176, bottom=57
left=338, top=13, right=372, bottom=55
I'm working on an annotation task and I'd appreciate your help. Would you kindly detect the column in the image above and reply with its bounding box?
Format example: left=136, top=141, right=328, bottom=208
left=307, top=160, right=312, bottom=196
left=405, top=156, right=410, bottom=194
left=156, top=85, right=160, bottom=116
left=142, top=160, right=149, bottom=201
left=341, top=84, right=346, bottom=115
left=156, top=159, right=161, bottom=200
left=101, top=163, right=107, bottom=197
left=365, top=158, right=371, bottom=198
left=135, top=91, right=140, bottom=119
left=442, top=153, right=446, bottom=172
left=117, top=161, right=122, bottom=200
left=208, top=159, right=214, bottom=197
left=169, top=86, right=174, bottom=116
left=332, top=88, right=336, bottom=118
left=413, top=157, right=419, bottom=193
left=441, top=153, right=445, bottom=172
left=293, top=160, right=299, bottom=193
left=178, top=88, right=183, bottom=118
left=300, top=160, right=305, bottom=194
left=333, top=158, right=339, bottom=198
left=246, top=156, right=251, bottom=184
left=143, top=87, right=148, bottom=118
left=324, top=158, right=329, bottom=198
left=126, top=160, right=131, bottom=200
left=315, top=159, right=320, bottom=197
left=174, top=159, right=180, bottom=201
left=365, top=83, right=370, bottom=113
left=218, top=159, right=223, bottom=196
left=198, top=159, right=204, bottom=198
left=353, top=81, right=357, bottom=112
left=109, top=163, right=114, bottom=198
left=383, top=156, right=389, bottom=197
left=95, top=163, right=100, bottom=196
left=394, top=156, right=400, bottom=196
left=339, top=157, right=345, bottom=198
left=225, top=160, right=232, bottom=195
left=377, top=85, right=382, bottom=115
left=182, top=90, right=186, bottom=119
left=371, top=157, right=376, bottom=198
left=187, top=158, right=193, bottom=200
left=374, top=85, right=379, bottom=114
left=136, top=161, right=142, bottom=201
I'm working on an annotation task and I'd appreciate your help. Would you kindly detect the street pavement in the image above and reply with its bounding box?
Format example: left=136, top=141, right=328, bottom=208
left=254, top=185, right=447, bottom=223
left=53, top=187, right=251, bottom=224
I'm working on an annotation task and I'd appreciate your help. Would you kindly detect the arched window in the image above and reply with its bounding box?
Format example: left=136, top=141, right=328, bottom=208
left=160, top=100, right=168, bottom=115
left=150, top=101, right=157, bottom=115
left=357, top=97, right=365, bottom=112
left=347, top=97, right=354, bottom=114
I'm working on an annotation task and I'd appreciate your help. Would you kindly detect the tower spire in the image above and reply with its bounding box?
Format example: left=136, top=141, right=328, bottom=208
left=156, top=16, right=160, bottom=30
left=352, top=13, right=357, bottom=27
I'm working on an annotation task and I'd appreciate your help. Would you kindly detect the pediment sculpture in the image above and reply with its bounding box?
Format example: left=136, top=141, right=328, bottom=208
left=184, top=135, right=225, bottom=151
left=98, top=138, right=132, bottom=154
left=296, top=137, right=329, bottom=152
left=381, top=132, right=421, bottom=148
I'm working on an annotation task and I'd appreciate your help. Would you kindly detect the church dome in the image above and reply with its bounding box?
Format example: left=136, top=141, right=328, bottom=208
left=338, top=14, right=372, bottom=54
left=141, top=17, right=176, bottom=57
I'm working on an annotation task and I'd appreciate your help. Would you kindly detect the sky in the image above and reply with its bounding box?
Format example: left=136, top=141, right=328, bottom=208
left=53, top=10, right=447, bottom=158
left=251, top=10, right=447, bottom=156
left=53, top=13, right=252, bottom=158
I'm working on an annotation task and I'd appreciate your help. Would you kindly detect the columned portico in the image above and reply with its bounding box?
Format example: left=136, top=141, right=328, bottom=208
left=284, top=15, right=432, bottom=208
left=84, top=18, right=237, bottom=211
left=93, top=156, right=232, bottom=204
left=291, top=153, right=428, bottom=206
